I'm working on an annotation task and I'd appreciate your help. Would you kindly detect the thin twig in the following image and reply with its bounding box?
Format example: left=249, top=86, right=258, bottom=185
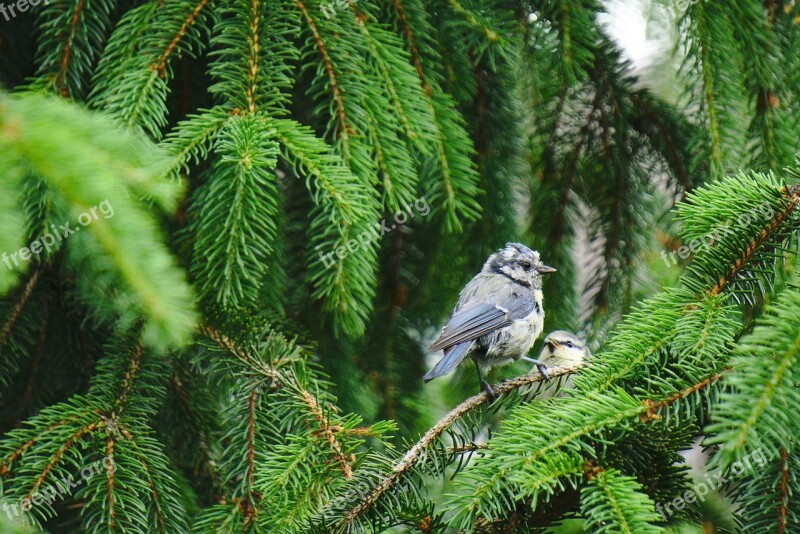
left=779, top=447, right=789, bottom=534
left=710, top=184, right=800, bottom=296
left=303, top=390, right=353, bottom=479
left=295, top=0, right=354, bottom=136
left=0, top=269, right=42, bottom=351
left=340, top=365, right=580, bottom=526
left=152, top=0, right=211, bottom=77
left=199, top=325, right=354, bottom=478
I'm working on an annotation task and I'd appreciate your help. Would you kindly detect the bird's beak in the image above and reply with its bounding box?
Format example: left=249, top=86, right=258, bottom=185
left=537, top=264, right=557, bottom=274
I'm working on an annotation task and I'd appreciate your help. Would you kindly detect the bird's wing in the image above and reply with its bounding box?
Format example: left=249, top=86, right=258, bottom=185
left=422, top=341, right=474, bottom=382
left=429, top=288, right=534, bottom=352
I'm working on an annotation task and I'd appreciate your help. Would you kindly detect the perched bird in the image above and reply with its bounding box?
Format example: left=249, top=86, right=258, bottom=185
left=537, top=330, right=592, bottom=369
left=423, top=243, right=556, bottom=400
left=535, top=331, right=591, bottom=397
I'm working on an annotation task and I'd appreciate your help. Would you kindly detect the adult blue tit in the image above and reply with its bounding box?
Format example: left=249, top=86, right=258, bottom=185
left=423, top=243, right=556, bottom=400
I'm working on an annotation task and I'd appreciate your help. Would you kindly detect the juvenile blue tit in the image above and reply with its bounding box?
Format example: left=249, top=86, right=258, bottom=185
left=537, top=330, right=592, bottom=368
left=423, top=243, right=556, bottom=400
left=535, top=331, right=591, bottom=397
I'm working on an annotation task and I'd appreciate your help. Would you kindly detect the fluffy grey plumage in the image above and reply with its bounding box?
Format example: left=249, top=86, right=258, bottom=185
left=423, top=243, right=556, bottom=399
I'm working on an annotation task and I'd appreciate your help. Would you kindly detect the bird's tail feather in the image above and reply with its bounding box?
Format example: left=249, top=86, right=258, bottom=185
left=423, top=341, right=472, bottom=382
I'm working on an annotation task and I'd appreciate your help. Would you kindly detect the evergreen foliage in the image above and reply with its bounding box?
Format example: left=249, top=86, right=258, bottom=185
left=2, top=0, right=800, bottom=532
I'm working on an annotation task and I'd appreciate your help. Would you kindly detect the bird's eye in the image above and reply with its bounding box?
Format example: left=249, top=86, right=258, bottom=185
left=520, top=261, right=532, bottom=271
left=565, top=341, right=574, bottom=348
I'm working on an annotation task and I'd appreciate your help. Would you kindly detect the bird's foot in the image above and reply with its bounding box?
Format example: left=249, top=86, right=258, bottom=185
left=522, top=357, right=551, bottom=380
left=480, top=379, right=497, bottom=403
left=537, top=363, right=551, bottom=381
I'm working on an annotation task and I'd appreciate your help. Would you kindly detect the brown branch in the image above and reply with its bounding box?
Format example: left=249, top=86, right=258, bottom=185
left=339, top=365, right=579, bottom=527
left=244, top=0, right=260, bottom=114
left=709, top=184, right=800, bottom=296
left=3, top=340, right=140, bottom=487
left=127, top=435, right=167, bottom=532
left=246, top=387, right=258, bottom=488
left=199, top=325, right=352, bottom=479
left=0, top=414, right=89, bottom=477
left=449, top=442, right=488, bottom=454
left=151, top=0, right=211, bottom=77
left=303, top=390, right=353, bottom=479
left=341, top=363, right=727, bottom=528
left=26, top=420, right=104, bottom=499
left=54, top=0, right=87, bottom=97
left=105, top=438, right=116, bottom=529
left=390, top=0, right=430, bottom=96
left=779, top=447, right=789, bottom=534
left=295, top=0, right=354, bottom=136
left=199, top=324, right=281, bottom=384
left=110, top=343, right=143, bottom=416
left=18, top=296, right=48, bottom=425
left=640, top=369, right=729, bottom=423
left=0, top=269, right=42, bottom=351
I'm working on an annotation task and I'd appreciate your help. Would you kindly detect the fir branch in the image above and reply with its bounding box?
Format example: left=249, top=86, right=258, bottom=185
left=338, top=365, right=579, bottom=528
left=104, top=438, right=116, bottom=529
left=269, top=117, right=379, bottom=337
left=0, top=416, right=81, bottom=478
left=242, top=0, right=259, bottom=113
left=199, top=324, right=350, bottom=471
left=24, top=419, right=104, bottom=500
left=153, top=0, right=211, bottom=77
left=707, top=183, right=800, bottom=296
left=50, top=0, right=87, bottom=97
left=198, top=324, right=281, bottom=383
left=90, top=0, right=215, bottom=138
left=445, top=371, right=725, bottom=530
left=579, top=468, right=662, bottom=533
left=384, top=0, right=483, bottom=229
left=0, top=269, right=41, bottom=352
left=679, top=0, right=747, bottom=178
left=1, top=92, right=196, bottom=349
left=697, top=3, right=723, bottom=171
left=302, top=389, right=353, bottom=479
left=188, top=114, right=280, bottom=310
left=779, top=447, right=789, bottom=534
left=109, top=343, right=143, bottom=416
left=295, top=0, right=353, bottom=137
left=705, top=270, right=800, bottom=468
left=389, top=0, right=429, bottom=95
left=161, top=107, right=231, bottom=181
left=28, top=0, right=115, bottom=98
